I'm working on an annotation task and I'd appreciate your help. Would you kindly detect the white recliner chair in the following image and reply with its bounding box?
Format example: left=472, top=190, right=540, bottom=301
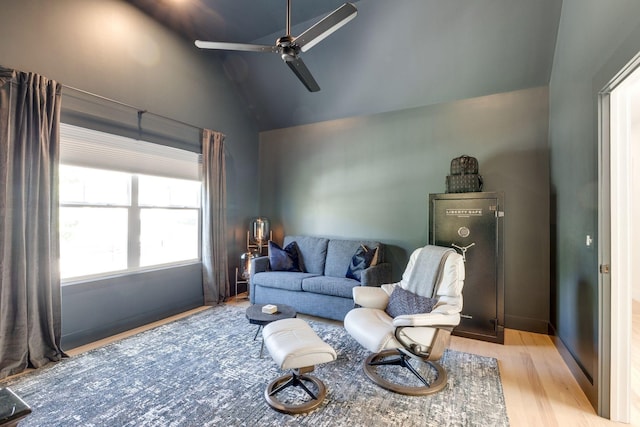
left=344, top=245, right=465, bottom=395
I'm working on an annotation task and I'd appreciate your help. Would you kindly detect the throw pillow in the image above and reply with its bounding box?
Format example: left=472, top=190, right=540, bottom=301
left=268, top=241, right=302, bottom=272
left=370, top=246, right=379, bottom=266
left=346, top=244, right=376, bottom=281
left=385, top=286, right=438, bottom=318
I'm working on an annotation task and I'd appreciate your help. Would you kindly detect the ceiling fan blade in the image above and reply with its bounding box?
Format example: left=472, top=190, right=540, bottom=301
left=195, top=40, right=278, bottom=53
left=286, top=57, right=320, bottom=92
left=295, top=3, right=357, bottom=53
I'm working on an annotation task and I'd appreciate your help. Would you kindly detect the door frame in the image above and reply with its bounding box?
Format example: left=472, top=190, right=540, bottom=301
left=598, top=52, right=640, bottom=422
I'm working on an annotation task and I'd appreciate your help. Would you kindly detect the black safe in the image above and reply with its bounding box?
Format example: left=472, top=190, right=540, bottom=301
left=429, top=192, right=505, bottom=344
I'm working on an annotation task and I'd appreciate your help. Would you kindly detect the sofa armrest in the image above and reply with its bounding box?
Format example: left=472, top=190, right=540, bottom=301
left=249, top=256, right=270, bottom=303
left=251, top=256, right=270, bottom=274
left=360, top=262, right=392, bottom=287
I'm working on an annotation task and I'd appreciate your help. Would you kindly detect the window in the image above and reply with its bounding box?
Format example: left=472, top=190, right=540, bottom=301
left=59, top=124, right=201, bottom=281
left=138, top=175, right=200, bottom=267
left=60, top=166, right=130, bottom=278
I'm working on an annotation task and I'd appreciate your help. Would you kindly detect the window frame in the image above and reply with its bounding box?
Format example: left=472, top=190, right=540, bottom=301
left=58, top=123, right=203, bottom=285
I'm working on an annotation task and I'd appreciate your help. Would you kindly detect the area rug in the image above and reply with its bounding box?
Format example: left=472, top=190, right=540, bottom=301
left=1, top=305, right=509, bottom=426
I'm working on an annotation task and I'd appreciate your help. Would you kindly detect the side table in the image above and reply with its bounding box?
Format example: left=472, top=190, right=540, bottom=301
left=246, top=304, right=297, bottom=357
left=234, top=267, right=249, bottom=301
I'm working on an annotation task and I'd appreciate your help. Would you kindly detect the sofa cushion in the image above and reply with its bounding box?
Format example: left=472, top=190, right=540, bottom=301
left=346, top=245, right=377, bottom=281
left=253, top=271, right=318, bottom=292
left=268, top=241, right=303, bottom=272
left=324, top=239, right=381, bottom=278
left=301, top=276, right=360, bottom=299
left=284, top=235, right=329, bottom=275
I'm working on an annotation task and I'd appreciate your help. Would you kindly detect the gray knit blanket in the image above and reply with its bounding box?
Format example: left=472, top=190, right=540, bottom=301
left=405, top=245, right=455, bottom=297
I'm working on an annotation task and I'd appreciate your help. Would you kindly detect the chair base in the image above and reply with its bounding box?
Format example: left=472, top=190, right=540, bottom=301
left=363, top=349, right=447, bottom=396
left=264, top=369, right=327, bottom=414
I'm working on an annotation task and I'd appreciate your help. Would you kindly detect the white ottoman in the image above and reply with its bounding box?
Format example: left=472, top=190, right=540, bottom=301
left=262, top=318, right=337, bottom=414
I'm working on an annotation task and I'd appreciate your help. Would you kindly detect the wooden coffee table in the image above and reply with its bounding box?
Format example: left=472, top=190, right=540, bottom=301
left=246, top=304, right=297, bottom=357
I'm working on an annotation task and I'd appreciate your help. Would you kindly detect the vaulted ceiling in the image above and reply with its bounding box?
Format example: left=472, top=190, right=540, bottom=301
left=128, top=0, right=563, bottom=131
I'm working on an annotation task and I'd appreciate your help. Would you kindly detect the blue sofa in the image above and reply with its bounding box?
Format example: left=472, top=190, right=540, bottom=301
left=250, top=235, right=392, bottom=321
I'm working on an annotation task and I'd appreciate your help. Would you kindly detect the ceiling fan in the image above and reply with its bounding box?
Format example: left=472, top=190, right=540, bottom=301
left=195, top=1, right=358, bottom=92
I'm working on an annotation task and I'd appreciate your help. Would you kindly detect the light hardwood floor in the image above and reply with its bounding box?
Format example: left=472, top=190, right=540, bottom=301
left=64, top=298, right=633, bottom=426
left=451, top=329, right=621, bottom=426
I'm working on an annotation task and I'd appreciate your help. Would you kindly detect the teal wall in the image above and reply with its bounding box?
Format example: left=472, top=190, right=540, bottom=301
left=4, top=1, right=640, bottom=413
left=0, top=0, right=260, bottom=347
left=260, top=86, right=551, bottom=332
left=549, top=0, right=640, bottom=410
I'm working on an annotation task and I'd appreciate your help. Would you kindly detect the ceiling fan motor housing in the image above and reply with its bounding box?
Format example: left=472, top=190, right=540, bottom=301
left=281, top=47, right=299, bottom=62
left=277, top=35, right=298, bottom=62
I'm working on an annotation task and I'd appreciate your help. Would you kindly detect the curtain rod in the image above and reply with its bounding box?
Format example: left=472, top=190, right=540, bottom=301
left=61, top=84, right=206, bottom=134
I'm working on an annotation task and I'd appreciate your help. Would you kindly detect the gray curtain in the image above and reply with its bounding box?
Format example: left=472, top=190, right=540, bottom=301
left=0, top=67, right=64, bottom=378
left=201, top=129, right=229, bottom=304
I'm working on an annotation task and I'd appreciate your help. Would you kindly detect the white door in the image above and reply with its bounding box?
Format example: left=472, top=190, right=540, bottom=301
left=600, top=57, right=640, bottom=423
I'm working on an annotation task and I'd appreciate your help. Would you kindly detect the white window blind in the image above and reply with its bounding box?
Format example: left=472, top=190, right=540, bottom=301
left=59, top=123, right=201, bottom=181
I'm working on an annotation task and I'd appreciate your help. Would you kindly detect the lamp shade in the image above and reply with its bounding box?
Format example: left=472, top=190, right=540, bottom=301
left=250, top=217, right=270, bottom=246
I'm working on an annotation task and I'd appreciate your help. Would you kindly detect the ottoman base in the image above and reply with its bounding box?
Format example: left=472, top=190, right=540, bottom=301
left=262, top=318, right=337, bottom=414
left=264, top=367, right=327, bottom=414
